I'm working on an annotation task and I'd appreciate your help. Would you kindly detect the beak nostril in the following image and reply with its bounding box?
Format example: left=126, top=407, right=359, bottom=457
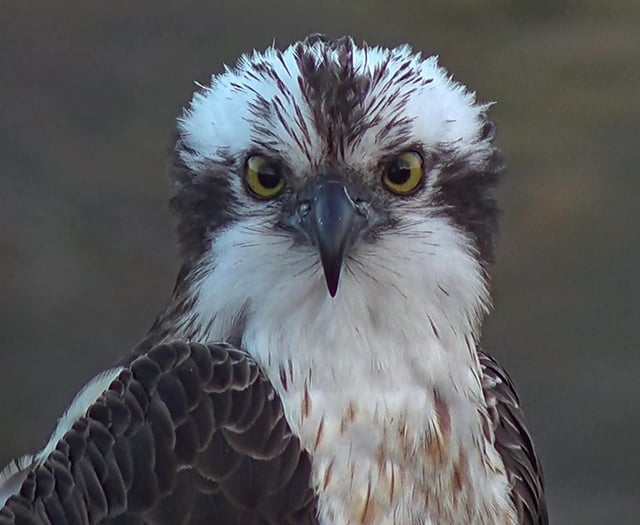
left=298, top=200, right=312, bottom=216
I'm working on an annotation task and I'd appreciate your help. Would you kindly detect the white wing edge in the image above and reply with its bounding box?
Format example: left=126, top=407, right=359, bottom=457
left=0, top=367, right=124, bottom=507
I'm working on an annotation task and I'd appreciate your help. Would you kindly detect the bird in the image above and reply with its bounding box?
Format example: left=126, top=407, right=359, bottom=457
left=0, top=35, right=547, bottom=524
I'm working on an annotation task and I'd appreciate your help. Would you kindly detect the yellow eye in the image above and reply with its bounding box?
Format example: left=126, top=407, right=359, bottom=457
left=245, top=155, right=286, bottom=199
left=382, top=151, right=424, bottom=195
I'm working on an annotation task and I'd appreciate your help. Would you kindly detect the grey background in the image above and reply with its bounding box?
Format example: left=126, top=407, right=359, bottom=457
left=1, top=1, right=639, bottom=523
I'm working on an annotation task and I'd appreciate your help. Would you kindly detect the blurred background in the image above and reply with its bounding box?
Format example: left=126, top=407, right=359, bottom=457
left=1, top=1, right=638, bottom=522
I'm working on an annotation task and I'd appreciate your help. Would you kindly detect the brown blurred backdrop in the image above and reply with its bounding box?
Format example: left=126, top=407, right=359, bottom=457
left=1, top=1, right=639, bottom=523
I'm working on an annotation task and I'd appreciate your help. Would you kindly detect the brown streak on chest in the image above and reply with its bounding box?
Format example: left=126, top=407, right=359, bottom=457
left=340, top=400, right=359, bottom=433
left=358, top=479, right=374, bottom=524
left=313, top=415, right=326, bottom=451
left=279, top=365, right=288, bottom=391
left=453, top=450, right=468, bottom=494
left=302, top=381, right=312, bottom=418
left=321, top=458, right=335, bottom=491
left=426, top=390, right=452, bottom=465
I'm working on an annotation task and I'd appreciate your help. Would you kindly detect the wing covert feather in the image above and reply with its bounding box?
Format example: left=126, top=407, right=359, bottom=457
left=479, top=350, right=548, bottom=525
left=0, top=342, right=318, bottom=525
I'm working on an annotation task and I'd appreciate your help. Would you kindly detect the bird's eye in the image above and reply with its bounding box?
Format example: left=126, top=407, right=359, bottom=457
left=382, top=151, right=424, bottom=195
left=245, top=155, right=286, bottom=199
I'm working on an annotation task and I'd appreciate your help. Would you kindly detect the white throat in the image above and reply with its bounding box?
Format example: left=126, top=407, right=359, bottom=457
left=171, top=212, right=515, bottom=524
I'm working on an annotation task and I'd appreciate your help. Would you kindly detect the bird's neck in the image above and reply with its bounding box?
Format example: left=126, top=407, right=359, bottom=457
left=162, top=219, right=493, bottom=422
left=157, top=225, right=517, bottom=522
left=163, top=265, right=512, bottom=523
left=165, top=249, right=489, bottom=394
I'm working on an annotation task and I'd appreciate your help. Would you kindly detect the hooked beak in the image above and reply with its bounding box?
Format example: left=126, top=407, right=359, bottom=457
left=299, top=180, right=367, bottom=297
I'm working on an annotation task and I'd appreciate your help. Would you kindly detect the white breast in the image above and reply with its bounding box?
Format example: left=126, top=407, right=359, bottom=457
left=185, top=214, right=517, bottom=524
left=242, top=292, right=515, bottom=524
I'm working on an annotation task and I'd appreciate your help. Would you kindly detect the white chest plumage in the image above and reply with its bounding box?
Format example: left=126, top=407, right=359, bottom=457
left=242, top=299, right=515, bottom=525
left=179, top=215, right=518, bottom=524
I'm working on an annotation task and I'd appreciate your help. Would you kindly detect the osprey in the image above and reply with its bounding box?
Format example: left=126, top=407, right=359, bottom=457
left=0, top=35, right=547, bottom=524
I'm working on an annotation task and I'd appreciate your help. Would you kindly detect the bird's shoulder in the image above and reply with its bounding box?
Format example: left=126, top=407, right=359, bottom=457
left=0, top=341, right=318, bottom=525
left=478, top=348, right=549, bottom=525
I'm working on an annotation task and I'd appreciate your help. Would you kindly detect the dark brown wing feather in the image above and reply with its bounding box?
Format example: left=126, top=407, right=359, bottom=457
left=479, top=349, right=548, bottom=525
left=0, top=342, right=318, bottom=525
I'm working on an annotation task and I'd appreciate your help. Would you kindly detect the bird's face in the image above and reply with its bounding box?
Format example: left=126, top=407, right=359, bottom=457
left=170, top=37, right=500, bottom=325
left=230, top=148, right=437, bottom=297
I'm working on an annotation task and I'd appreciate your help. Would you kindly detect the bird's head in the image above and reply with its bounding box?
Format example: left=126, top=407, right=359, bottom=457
left=168, top=36, right=501, bottom=338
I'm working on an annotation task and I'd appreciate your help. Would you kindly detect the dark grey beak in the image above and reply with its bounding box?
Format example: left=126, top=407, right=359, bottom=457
left=300, top=180, right=366, bottom=297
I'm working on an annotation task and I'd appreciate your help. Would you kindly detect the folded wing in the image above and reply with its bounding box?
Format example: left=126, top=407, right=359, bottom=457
left=0, top=342, right=318, bottom=525
left=479, top=350, right=549, bottom=525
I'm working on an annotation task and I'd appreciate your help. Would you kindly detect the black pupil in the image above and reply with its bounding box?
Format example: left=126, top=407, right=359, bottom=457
left=387, top=160, right=411, bottom=185
left=258, top=165, right=281, bottom=189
